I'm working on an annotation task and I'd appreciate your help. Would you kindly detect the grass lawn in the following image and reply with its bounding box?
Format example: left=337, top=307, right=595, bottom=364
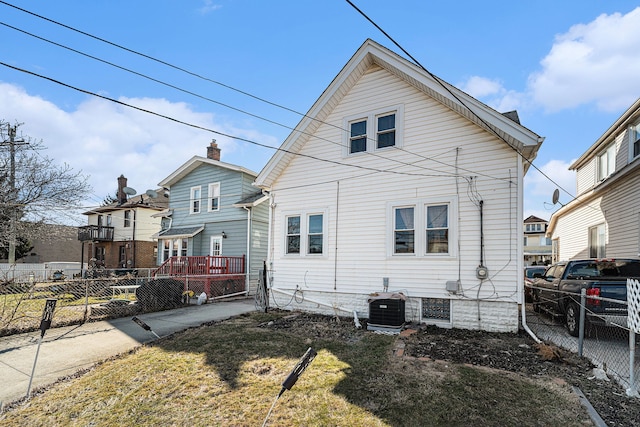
left=0, top=311, right=592, bottom=426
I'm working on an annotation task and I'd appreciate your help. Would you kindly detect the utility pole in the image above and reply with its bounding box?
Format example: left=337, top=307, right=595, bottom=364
left=1, top=123, right=26, bottom=265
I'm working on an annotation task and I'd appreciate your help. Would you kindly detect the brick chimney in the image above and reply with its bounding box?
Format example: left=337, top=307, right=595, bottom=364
left=207, top=139, right=221, bottom=161
left=117, top=175, right=128, bottom=205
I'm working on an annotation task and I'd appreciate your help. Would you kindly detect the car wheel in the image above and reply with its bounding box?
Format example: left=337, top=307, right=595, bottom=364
left=565, top=301, right=581, bottom=337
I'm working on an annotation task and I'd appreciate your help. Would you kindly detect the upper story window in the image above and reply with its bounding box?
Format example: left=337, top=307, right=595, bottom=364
left=343, top=105, right=403, bottom=156
left=190, top=186, right=201, bottom=214
left=377, top=113, right=396, bottom=149
left=106, top=214, right=112, bottom=227
left=632, top=124, right=640, bottom=160
left=123, top=210, right=131, bottom=227
left=597, top=143, right=616, bottom=181
left=349, top=120, right=367, bottom=154
left=208, top=182, right=220, bottom=212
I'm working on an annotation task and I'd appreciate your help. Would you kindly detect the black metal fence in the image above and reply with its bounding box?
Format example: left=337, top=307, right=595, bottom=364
left=524, top=284, right=640, bottom=397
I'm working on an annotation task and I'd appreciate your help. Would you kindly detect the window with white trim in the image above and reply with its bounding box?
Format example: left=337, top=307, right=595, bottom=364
left=389, top=199, right=456, bottom=257
left=394, top=207, right=415, bottom=254
left=190, top=186, right=201, bottom=214
left=160, top=238, right=188, bottom=263
left=632, top=125, right=640, bottom=160
left=123, top=210, right=131, bottom=227
left=426, top=204, right=448, bottom=254
left=208, top=182, right=220, bottom=212
left=286, top=215, right=301, bottom=254
left=589, top=223, right=606, bottom=258
left=343, top=105, right=403, bottom=156
left=284, top=211, right=327, bottom=256
left=597, top=143, right=616, bottom=181
left=307, top=214, right=324, bottom=254
left=349, top=119, right=367, bottom=154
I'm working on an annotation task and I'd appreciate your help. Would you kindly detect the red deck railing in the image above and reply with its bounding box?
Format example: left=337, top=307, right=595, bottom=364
left=153, top=255, right=245, bottom=278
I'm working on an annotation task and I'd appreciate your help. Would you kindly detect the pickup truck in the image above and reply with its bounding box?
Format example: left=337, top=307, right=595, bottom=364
left=530, top=258, right=640, bottom=336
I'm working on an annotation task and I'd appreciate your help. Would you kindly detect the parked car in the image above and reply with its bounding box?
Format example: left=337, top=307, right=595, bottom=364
left=531, top=259, right=640, bottom=336
left=524, top=266, right=546, bottom=303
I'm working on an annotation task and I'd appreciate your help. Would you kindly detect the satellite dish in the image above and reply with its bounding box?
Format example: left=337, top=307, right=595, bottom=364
left=123, top=186, right=137, bottom=196
left=552, top=189, right=560, bottom=205
left=146, top=189, right=158, bottom=198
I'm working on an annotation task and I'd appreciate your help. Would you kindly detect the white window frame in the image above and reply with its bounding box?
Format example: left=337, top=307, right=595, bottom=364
left=160, top=238, right=188, bottom=263
left=630, top=124, right=640, bottom=161
left=393, top=206, right=415, bottom=255
left=387, top=197, right=457, bottom=258
left=342, top=104, right=404, bottom=157
left=597, top=143, right=616, bottom=181
left=190, top=186, right=201, bottom=214
left=425, top=203, right=450, bottom=254
left=123, top=210, right=131, bottom=227
left=210, top=235, right=223, bottom=256
left=208, top=182, right=221, bottom=212
left=283, top=209, right=328, bottom=257
left=588, top=223, right=606, bottom=258
left=307, top=213, right=324, bottom=255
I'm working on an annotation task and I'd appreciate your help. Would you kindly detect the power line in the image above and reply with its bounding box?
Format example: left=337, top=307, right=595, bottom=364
left=0, top=2, right=512, bottom=182
left=1, top=60, right=469, bottom=181
left=345, top=0, right=576, bottom=202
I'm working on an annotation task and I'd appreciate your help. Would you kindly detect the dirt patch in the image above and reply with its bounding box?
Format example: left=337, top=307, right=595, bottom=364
left=262, top=310, right=640, bottom=426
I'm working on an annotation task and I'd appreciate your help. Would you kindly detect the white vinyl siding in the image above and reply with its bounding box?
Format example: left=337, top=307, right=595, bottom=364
left=267, top=65, right=518, bottom=301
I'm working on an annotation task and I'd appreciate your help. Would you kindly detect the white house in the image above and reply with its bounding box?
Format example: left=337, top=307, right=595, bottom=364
left=547, top=98, right=640, bottom=262
left=254, top=39, right=544, bottom=332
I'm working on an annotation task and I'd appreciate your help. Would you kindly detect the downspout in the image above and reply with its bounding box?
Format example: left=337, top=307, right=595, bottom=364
left=243, top=206, right=251, bottom=293
left=334, top=181, right=339, bottom=291
left=516, top=160, right=541, bottom=343
left=132, top=209, right=136, bottom=268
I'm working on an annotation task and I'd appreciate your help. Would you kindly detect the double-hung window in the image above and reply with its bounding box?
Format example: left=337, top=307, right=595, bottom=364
left=349, top=120, right=367, bottom=154
left=284, top=211, right=326, bottom=256
left=308, top=214, right=324, bottom=254
left=344, top=105, right=403, bottom=156
left=376, top=113, right=396, bottom=148
left=589, top=223, right=606, bottom=258
left=394, top=207, right=415, bottom=254
left=123, top=210, right=131, bottom=227
left=208, top=182, right=220, bottom=212
left=190, top=186, right=201, bottom=214
left=286, top=216, right=301, bottom=254
left=426, top=204, right=449, bottom=254
left=598, top=143, right=616, bottom=181
left=390, top=200, right=455, bottom=257
left=632, top=125, right=640, bottom=160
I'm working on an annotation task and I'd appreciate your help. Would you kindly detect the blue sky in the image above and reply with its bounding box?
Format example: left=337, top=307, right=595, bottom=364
left=1, top=0, right=639, bottom=225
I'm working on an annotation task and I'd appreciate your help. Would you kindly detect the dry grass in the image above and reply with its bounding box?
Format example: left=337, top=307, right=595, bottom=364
left=0, top=311, right=594, bottom=426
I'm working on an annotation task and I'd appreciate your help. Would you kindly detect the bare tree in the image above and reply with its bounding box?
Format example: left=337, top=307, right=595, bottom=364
left=0, top=122, right=92, bottom=258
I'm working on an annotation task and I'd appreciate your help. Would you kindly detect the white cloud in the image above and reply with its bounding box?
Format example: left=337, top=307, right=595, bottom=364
left=198, top=0, right=222, bottom=15
left=459, top=76, right=525, bottom=113
left=528, top=7, right=640, bottom=112
left=0, top=83, right=275, bottom=223
left=524, top=159, right=576, bottom=219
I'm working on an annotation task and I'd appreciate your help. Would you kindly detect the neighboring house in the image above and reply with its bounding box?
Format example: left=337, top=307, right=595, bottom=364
left=78, top=175, right=168, bottom=270
left=523, top=215, right=551, bottom=266
left=254, top=39, right=544, bottom=333
left=2, top=223, right=82, bottom=264
left=547, top=98, right=640, bottom=262
left=154, top=141, right=268, bottom=296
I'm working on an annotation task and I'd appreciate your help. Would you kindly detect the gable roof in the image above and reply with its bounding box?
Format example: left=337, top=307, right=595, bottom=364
left=158, top=156, right=258, bottom=188
left=524, top=215, right=548, bottom=224
left=255, top=39, right=544, bottom=189
left=83, top=188, right=168, bottom=215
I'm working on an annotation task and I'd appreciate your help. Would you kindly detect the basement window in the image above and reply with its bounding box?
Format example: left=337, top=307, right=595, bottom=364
left=422, top=298, right=451, bottom=321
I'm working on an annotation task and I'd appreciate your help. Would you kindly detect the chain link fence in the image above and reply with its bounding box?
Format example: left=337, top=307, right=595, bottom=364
left=524, top=284, right=640, bottom=396
left=1, top=269, right=247, bottom=337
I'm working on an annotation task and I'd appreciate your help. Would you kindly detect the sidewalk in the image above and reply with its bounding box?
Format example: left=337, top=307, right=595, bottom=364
left=0, top=298, right=256, bottom=408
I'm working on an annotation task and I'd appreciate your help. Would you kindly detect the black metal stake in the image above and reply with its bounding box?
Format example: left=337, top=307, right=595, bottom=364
left=27, top=298, right=57, bottom=398
left=132, top=316, right=160, bottom=339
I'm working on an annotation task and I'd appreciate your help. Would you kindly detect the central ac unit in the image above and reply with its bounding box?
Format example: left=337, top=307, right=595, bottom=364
left=368, top=298, right=405, bottom=330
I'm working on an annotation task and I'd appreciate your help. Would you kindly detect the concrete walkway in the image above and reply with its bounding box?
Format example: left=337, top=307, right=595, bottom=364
left=0, top=298, right=256, bottom=408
